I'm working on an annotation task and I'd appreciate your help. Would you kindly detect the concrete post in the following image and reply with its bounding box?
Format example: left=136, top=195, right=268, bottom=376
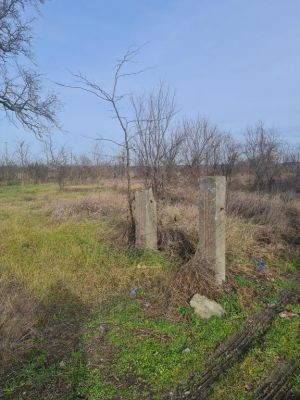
left=134, top=188, right=157, bottom=250
left=199, top=176, right=226, bottom=285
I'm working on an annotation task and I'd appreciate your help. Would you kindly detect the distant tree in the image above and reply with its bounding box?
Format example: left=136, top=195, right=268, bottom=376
left=14, top=139, right=31, bottom=183
left=281, top=143, right=300, bottom=191
left=15, top=139, right=30, bottom=166
left=0, top=0, right=60, bottom=136
left=43, top=136, right=68, bottom=188
left=27, top=160, right=48, bottom=184
left=219, top=134, right=241, bottom=181
left=180, top=117, right=221, bottom=181
left=91, top=142, right=103, bottom=167
left=244, top=121, right=282, bottom=191
left=132, top=83, right=182, bottom=196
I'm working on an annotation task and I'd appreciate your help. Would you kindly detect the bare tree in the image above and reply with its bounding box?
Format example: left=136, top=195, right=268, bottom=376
left=280, top=143, right=300, bottom=191
left=164, top=127, right=185, bottom=182
left=180, top=117, right=221, bottom=181
left=0, top=141, right=15, bottom=182
left=43, top=136, right=69, bottom=189
left=91, top=141, right=103, bottom=167
left=58, top=47, right=147, bottom=241
left=132, top=83, right=180, bottom=196
left=15, top=139, right=30, bottom=166
left=0, top=0, right=60, bottom=136
left=14, top=138, right=31, bottom=183
left=219, top=134, right=241, bottom=181
left=27, top=160, right=48, bottom=184
left=244, top=121, right=282, bottom=191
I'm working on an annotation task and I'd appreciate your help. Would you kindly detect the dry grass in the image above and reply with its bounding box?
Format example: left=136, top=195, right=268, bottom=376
left=97, top=177, right=143, bottom=193
left=227, top=191, right=300, bottom=252
left=158, top=202, right=198, bottom=237
left=227, top=191, right=298, bottom=226
left=0, top=278, right=38, bottom=372
left=156, top=184, right=300, bottom=292
left=45, top=192, right=127, bottom=221
left=162, top=251, right=222, bottom=316
left=165, top=182, right=198, bottom=204
left=158, top=226, right=196, bottom=261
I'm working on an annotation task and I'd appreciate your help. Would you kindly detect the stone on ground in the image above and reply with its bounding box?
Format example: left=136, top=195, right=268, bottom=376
left=189, top=294, right=225, bottom=319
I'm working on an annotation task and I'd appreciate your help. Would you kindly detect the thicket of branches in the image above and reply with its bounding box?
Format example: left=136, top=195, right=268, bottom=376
left=1, top=119, right=300, bottom=195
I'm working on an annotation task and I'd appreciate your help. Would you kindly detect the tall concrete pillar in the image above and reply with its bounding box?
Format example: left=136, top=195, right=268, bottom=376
left=134, top=188, right=157, bottom=250
left=199, top=176, right=226, bottom=285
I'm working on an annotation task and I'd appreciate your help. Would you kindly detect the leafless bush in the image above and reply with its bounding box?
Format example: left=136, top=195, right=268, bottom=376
left=179, top=117, right=240, bottom=183
left=180, top=117, right=219, bottom=180
left=43, top=137, right=70, bottom=189
left=244, top=121, right=282, bottom=191
left=219, top=134, right=241, bottom=180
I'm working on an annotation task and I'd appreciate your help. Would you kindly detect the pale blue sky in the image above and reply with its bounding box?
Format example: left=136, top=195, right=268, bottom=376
left=1, top=0, right=300, bottom=157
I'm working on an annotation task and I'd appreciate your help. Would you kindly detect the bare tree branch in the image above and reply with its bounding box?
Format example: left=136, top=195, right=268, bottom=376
left=58, top=46, right=148, bottom=242
left=0, top=0, right=60, bottom=136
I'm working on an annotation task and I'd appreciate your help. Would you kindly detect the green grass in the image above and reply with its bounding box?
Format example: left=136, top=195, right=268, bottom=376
left=0, top=204, right=171, bottom=303
left=233, top=275, right=262, bottom=289
left=2, top=293, right=245, bottom=400
left=0, top=183, right=300, bottom=399
left=81, top=294, right=246, bottom=399
left=211, top=306, right=300, bottom=399
left=2, top=350, right=118, bottom=400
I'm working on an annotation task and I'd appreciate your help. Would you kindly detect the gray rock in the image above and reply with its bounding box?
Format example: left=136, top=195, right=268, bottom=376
left=99, top=324, right=107, bottom=334
left=279, top=311, right=298, bottom=319
left=129, top=287, right=138, bottom=297
left=190, top=294, right=225, bottom=319
left=182, top=347, right=191, bottom=353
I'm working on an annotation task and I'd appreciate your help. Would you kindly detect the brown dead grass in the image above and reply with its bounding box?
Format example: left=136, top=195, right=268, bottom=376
left=98, top=177, right=143, bottom=193
left=0, top=278, right=38, bottom=373
left=155, top=184, right=300, bottom=307
left=45, top=192, right=127, bottom=221
left=227, top=191, right=300, bottom=246
left=165, top=182, right=198, bottom=205
left=158, top=226, right=196, bottom=261
left=163, top=251, right=222, bottom=312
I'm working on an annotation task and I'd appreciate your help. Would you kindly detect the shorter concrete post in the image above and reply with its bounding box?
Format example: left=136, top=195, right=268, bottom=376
left=134, top=188, right=157, bottom=250
left=199, top=176, right=226, bottom=285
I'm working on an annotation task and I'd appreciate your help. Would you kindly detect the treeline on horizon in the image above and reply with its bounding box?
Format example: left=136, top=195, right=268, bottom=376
left=1, top=119, right=300, bottom=194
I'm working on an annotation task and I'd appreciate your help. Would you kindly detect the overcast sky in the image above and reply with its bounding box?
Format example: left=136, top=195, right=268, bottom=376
left=1, top=0, right=300, bottom=157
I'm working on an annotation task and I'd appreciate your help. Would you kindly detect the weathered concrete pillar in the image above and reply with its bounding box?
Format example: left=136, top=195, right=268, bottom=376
left=199, top=176, right=226, bottom=285
left=134, top=188, right=157, bottom=250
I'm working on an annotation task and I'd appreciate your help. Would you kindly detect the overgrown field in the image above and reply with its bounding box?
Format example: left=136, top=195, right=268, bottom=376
left=0, top=182, right=299, bottom=399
